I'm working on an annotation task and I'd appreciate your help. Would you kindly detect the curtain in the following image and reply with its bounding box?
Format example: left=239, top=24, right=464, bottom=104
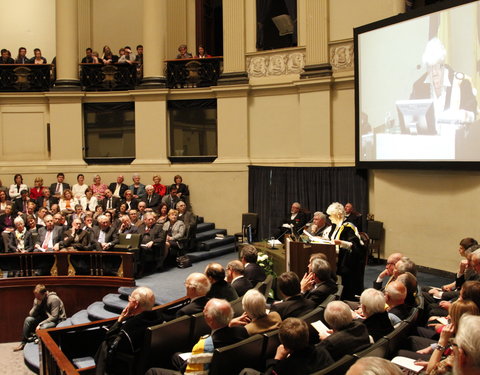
left=248, top=166, right=369, bottom=240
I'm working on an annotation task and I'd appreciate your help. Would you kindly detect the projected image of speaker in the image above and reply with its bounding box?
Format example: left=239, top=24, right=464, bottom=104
left=396, top=99, right=436, bottom=135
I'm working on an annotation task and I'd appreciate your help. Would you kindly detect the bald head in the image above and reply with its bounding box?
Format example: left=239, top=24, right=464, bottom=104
left=385, top=281, right=407, bottom=307
left=347, top=357, right=402, bottom=375
left=185, top=272, right=211, bottom=298
left=204, top=298, right=233, bottom=329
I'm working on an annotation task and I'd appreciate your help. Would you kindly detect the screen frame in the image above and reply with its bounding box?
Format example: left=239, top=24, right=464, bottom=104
left=354, top=0, right=480, bottom=170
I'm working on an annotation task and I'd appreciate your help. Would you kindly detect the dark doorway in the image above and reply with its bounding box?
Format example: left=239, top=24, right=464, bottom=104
left=196, top=0, right=223, bottom=57
left=256, top=0, right=297, bottom=50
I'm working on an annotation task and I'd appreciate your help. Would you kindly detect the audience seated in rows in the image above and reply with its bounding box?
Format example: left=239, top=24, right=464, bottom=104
left=301, top=257, right=338, bottom=306
left=205, top=262, right=238, bottom=302
left=239, top=244, right=266, bottom=286
left=226, top=260, right=253, bottom=297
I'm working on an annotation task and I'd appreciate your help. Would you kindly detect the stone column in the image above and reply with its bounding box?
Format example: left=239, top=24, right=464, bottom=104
left=218, top=0, right=248, bottom=85
left=54, top=0, right=80, bottom=90
left=140, top=0, right=167, bottom=88
left=301, top=0, right=331, bottom=79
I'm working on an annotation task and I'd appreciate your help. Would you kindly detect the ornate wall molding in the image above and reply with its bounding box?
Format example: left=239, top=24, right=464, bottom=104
left=329, top=41, right=354, bottom=72
left=246, top=48, right=306, bottom=78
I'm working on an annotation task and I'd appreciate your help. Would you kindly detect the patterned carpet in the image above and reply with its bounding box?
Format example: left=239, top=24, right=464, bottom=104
left=0, top=342, right=35, bottom=375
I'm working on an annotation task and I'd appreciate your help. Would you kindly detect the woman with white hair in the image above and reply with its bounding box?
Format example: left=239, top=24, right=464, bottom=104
left=8, top=217, right=34, bottom=252
left=359, top=288, right=394, bottom=341
left=323, top=202, right=366, bottom=300
left=229, top=289, right=281, bottom=335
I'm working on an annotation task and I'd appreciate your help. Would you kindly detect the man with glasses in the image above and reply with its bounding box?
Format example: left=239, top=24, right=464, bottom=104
left=373, top=252, right=403, bottom=291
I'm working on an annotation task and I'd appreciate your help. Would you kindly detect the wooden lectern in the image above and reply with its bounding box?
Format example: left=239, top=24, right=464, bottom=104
left=287, top=241, right=337, bottom=278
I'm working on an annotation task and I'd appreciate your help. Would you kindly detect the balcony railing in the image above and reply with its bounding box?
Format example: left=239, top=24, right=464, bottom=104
left=80, top=63, right=138, bottom=91
left=166, top=57, right=223, bottom=88
left=0, top=64, right=52, bottom=91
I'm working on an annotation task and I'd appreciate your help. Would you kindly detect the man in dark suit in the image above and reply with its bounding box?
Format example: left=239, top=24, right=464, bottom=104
left=37, top=188, right=58, bottom=212
left=306, top=211, right=328, bottom=237
left=205, top=263, right=238, bottom=302
left=301, top=258, right=338, bottom=306
left=317, top=301, right=370, bottom=361
left=13, top=189, right=31, bottom=215
left=344, top=203, right=363, bottom=232
left=137, top=213, right=166, bottom=270
left=358, top=288, right=394, bottom=342
left=226, top=260, right=253, bottom=297
left=108, top=175, right=129, bottom=199
left=61, top=218, right=92, bottom=251
left=161, top=187, right=180, bottom=211
left=240, top=244, right=266, bottom=286
left=35, top=215, right=63, bottom=251
left=271, top=272, right=316, bottom=319
left=275, top=202, right=308, bottom=240
left=385, top=281, right=411, bottom=325
left=0, top=204, right=15, bottom=252
left=49, top=173, right=71, bottom=199
left=91, top=215, right=119, bottom=251
left=101, top=189, right=121, bottom=213
left=143, top=185, right=161, bottom=211
left=146, top=298, right=249, bottom=375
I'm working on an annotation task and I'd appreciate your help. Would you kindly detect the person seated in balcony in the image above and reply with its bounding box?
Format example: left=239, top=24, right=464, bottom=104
left=92, top=51, right=103, bottom=64
left=80, top=188, right=98, bottom=212
left=129, top=173, right=146, bottom=201
left=61, top=218, right=91, bottom=251
left=13, top=189, right=31, bottom=215
left=0, top=49, right=14, bottom=64
left=121, top=189, right=138, bottom=211
left=171, top=175, right=190, bottom=202
left=195, top=45, right=211, bottom=59
left=101, top=189, right=121, bottom=214
left=101, top=45, right=118, bottom=64
left=37, top=187, right=57, bottom=212
left=72, top=173, right=88, bottom=200
left=9, top=174, right=28, bottom=200
left=152, top=175, right=166, bottom=197
left=30, top=48, right=47, bottom=64
left=161, top=186, right=180, bottom=211
left=143, top=185, right=161, bottom=211
left=118, top=46, right=135, bottom=64
left=176, top=201, right=195, bottom=228
left=90, top=175, right=108, bottom=201
left=117, top=215, right=138, bottom=234
left=109, top=175, right=128, bottom=199
left=15, top=47, right=29, bottom=64
left=176, top=44, right=192, bottom=59
left=81, top=48, right=95, bottom=63
left=58, top=189, right=77, bottom=215
left=34, top=214, right=63, bottom=252
left=8, top=217, right=34, bottom=253
left=29, top=177, right=44, bottom=201
left=91, top=214, right=118, bottom=251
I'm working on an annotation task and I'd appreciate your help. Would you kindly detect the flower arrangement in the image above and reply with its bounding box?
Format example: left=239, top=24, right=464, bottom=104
left=257, top=251, right=276, bottom=278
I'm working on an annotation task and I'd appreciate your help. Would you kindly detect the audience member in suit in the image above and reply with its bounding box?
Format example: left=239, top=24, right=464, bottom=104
left=344, top=202, right=363, bottom=231
left=146, top=298, right=249, bottom=375
left=205, top=262, right=239, bottom=302
left=61, top=218, right=91, bottom=251
left=271, top=272, right=316, bottom=319
left=176, top=201, right=196, bottom=228
left=8, top=217, right=34, bottom=252
left=316, top=301, right=370, bottom=361
left=301, top=258, right=338, bottom=306
left=275, top=202, right=308, bottom=240
left=137, top=212, right=166, bottom=270
left=163, top=209, right=186, bottom=258
left=95, top=287, right=159, bottom=375
left=53, top=213, right=69, bottom=236
left=91, top=215, right=119, bottom=251
left=37, top=188, right=58, bottom=212
left=385, top=281, right=411, bottom=325
left=358, top=288, right=394, bottom=342
left=240, top=244, right=266, bottom=286
left=9, top=174, right=28, bottom=200
left=373, top=252, right=404, bottom=290
left=397, top=271, right=418, bottom=307
left=35, top=215, right=63, bottom=251
left=226, top=260, right=253, bottom=297
left=121, top=189, right=139, bottom=211
left=161, top=187, right=180, bottom=211
left=137, top=201, right=147, bottom=221
left=163, top=272, right=211, bottom=321
left=117, top=215, right=138, bottom=234
left=13, top=189, right=31, bottom=215
left=108, top=175, right=129, bottom=199
left=128, top=173, right=146, bottom=201
left=230, top=289, right=281, bottom=335
left=306, top=211, right=328, bottom=237
left=101, top=189, right=121, bottom=214
left=346, top=357, right=403, bottom=375
left=0, top=204, right=15, bottom=251
left=262, top=318, right=334, bottom=375
left=128, top=209, right=143, bottom=228
left=49, top=173, right=71, bottom=199
left=143, top=185, right=161, bottom=211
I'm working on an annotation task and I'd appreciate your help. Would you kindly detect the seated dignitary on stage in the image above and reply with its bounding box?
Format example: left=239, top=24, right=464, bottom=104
left=259, top=318, right=333, bottom=375
left=108, top=175, right=128, bottom=199
left=275, top=202, right=308, bottom=240
left=373, top=252, right=404, bottom=290
left=91, top=215, right=119, bottom=251
left=34, top=215, right=63, bottom=251
left=358, top=288, right=394, bottom=342
left=8, top=217, right=34, bottom=252
left=226, top=259, right=253, bottom=297
left=346, top=357, right=402, bottom=375
left=306, top=211, right=328, bottom=237
left=61, top=218, right=91, bottom=251
left=143, top=185, right=161, bottom=210
left=137, top=212, right=166, bottom=270
left=344, top=202, right=363, bottom=231
left=95, top=287, right=159, bottom=375
left=229, top=289, right=281, bottom=335
left=14, top=284, right=66, bottom=351
left=270, top=271, right=317, bottom=319
left=205, top=262, right=238, bottom=302
left=316, top=301, right=370, bottom=361
left=240, top=244, right=266, bottom=286
left=323, top=202, right=367, bottom=300
left=385, top=280, right=411, bottom=325
left=300, top=258, right=338, bottom=306
left=162, top=272, right=211, bottom=321
left=146, top=298, right=249, bottom=375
